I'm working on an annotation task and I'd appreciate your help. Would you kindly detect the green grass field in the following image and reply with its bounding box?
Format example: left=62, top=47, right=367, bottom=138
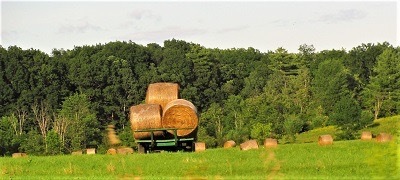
left=1, top=116, right=399, bottom=179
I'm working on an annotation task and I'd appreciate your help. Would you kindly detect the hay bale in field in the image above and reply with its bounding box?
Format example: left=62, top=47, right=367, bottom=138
left=376, top=133, right=392, bottom=142
left=240, top=140, right=259, bottom=151
left=107, top=148, right=117, bottom=155
left=130, top=104, right=163, bottom=139
left=71, top=150, right=83, bottom=155
left=86, top=148, right=96, bottom=155
left=145, top=82, right=179, bottom=111
left=12, top=153, right=27, bottom=158
left=264, top=138, right=278, bottom=148
left=107, top=125, right=121, bottom=145
left=361, top=131, right=372, bottom=140
left=195, top=142, right=206, bottom=152
left=318, top=135, right=333, bottom=145
left=162, top=99, right=198, bottom=137
left=117, top=147, right=134, bottom=155
left=223, top=140, right=236, bottom=148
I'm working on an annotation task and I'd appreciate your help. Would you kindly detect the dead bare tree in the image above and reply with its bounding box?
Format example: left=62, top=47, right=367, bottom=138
left=53, top=114, right=69, bottom=148
left=32, top=101, right=52, bottom=151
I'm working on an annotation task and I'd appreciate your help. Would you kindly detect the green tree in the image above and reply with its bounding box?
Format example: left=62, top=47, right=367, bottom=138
left=331, top=94, right=362, bottom=139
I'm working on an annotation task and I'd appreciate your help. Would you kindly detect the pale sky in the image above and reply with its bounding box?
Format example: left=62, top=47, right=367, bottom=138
left=1, top=0, right=398, bottom=54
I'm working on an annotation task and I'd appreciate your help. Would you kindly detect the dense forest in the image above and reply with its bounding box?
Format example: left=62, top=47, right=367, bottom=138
left=1, top=40, right=399, bottom=155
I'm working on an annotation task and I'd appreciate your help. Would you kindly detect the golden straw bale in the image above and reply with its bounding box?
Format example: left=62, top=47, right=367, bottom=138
left=12, top=153, right=27, bottom=158
left=264, top=138, right=278, bottom=148
left=130, top=104, right=163, bottom=139
left=376, top=133, right=392, bottom=142
left=117, top=147, right=134, bottom=155
left=162, top=99, right=198, bottom=137
left=145, top=83, right=179, bottom=111
left=240, top=140, right=259, bottom=151
left=318, top=135, right=333, bottom=146
left=195, top=142, right=206, bottom=152
left=361, top=131, right=372, bottom=140
left=107, top=148, right=117, bottom=155
left=223, top=140, right=236, bottom=148
left=107, top=125, right=121, bottom=145
left=86, top=148, right=96, bottom=155
left=71, top=150, right=82, bottom=155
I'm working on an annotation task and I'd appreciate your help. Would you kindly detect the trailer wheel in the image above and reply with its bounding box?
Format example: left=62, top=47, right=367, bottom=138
left=138, top=143, right=146, bottom=154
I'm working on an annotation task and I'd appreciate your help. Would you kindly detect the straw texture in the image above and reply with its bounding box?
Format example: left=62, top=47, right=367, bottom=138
left=145, top=83, right=179, bottom=111
left=162, top=99, right=198, bottom=137
left=130, top=104, right=163, bottom=139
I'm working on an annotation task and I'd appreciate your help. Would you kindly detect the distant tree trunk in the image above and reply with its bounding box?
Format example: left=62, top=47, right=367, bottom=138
left=32, top=102, right=52, bottom=152
left=53, top=114, right=69, bottom=149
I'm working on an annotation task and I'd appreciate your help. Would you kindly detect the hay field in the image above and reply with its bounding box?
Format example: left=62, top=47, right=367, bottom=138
left=1, top=140, right=397, bottom=179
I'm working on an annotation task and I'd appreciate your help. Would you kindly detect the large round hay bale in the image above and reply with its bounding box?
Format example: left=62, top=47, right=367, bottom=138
left=130, top=104, right=163, bottom=139
left=145, top=82, right=179, bottom=111
left=195, top=142, right=206, bottom=152
left=264, top=138, right=278, bottom=148
left=71, top=150, right=83, bottom=155
left=12, top=153, right=27, bottom=158
left=376, top=133, right=392, bottom=142
left=107, top=148, right=117, bottom=155
left=162, top=99, right=198, bottom=137
left=361, top=131, right=372, bottom=140
left=240, top=140, right=259, bottom=151
left=117, top=147, right=134, bottom=155
left=86, top=148, right=96, bottom=155
left=223, top=140, right=236, bottom=148
left=318, top=135, right=333, bottom=145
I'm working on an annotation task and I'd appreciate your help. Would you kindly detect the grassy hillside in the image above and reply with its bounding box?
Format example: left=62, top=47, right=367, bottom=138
left=1, top=116, right=398, bottom=179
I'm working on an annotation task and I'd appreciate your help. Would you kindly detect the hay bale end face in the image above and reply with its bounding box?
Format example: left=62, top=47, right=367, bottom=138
left=361, top=131, right=372, bottom=140
left=376, top=133, right=392, bottom=142
left=264, top=138, right=278, bottom=148
left=223, top=140, right=236, bottom=148
left=86, top=148, right=96, bottom=155
left=145, top=83, right=179, bottom=111
left=12, top=153, right=27, bottom=158
left=240, top=140, right=259, bottom=151
left=195, top=142, right=206, bottom=152
left=71, top=150, right=83, bottom=155
left=130, top=104, right=163, bottom=139
left=318, top=135, right=333, bottom=145
left=162, top=99, right=198, bottom=137
left=107, top=148, right=117, bottom=155
left=117, top=147, right=134, bottom=155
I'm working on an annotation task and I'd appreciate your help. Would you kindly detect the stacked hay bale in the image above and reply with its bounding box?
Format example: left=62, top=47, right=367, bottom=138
left=129, top=82, right=202, bottom=150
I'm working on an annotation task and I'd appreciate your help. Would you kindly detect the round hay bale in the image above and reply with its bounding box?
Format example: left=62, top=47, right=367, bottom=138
left=240, top=140, right=259, bottom=151
left=376, top=133, right=392, bottom=142
left=107, top=125, right=121, bottom=145
left=107, top=148, right=117, bottom=155
left=12, top=153, right=27, bottom=158
left=117, top=147, right=134, bottom=155
left=145, top=82, right=179, bottom=111
left=162, top=99, right=198, bottom=137
left=318, top=135, right=333, bottom=145
left=264, top=138, right=278, bottom=148
left=130, top=104, right=163, bottom=139
left=361, top=131, right=372, bottom=140
left=223, top=140, right=236, bottom=148
left=71, top=150, right=83, bottom=155
left=195, top=142, right=206, bottom=152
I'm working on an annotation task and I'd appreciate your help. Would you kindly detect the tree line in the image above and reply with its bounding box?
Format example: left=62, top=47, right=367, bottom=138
left=0, top=40, right=399, bottom=155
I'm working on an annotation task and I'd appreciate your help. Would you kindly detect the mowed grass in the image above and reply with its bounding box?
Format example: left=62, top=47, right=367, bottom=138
left=1, top=116, right=399, bottom=179
left=1, top=140, right=398, bottom=179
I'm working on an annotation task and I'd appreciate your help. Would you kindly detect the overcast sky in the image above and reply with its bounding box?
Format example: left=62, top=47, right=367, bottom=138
left=1, top=0, right=398, bottom=54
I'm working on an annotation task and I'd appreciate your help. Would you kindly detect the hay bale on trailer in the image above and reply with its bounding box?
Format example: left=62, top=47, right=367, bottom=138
left=376, top=133, right=392, bottom=142
left=145, top=82, right=179, bottom=111
left=86, top=148, right=96, bottom=155
left=240, top=140, right=259, bottom=151
left=117, top=147, right=134, bottom=155
left=12, top=153, right=27, bottom=158
left=162, top=99, right=198, bottom=137
left=361, top=131, right=372, bottom=140
left=130, top=104, right=163, bottom=139
left=318, top=135, right=333, bottom=145
left=264, top=138, right=278, bottom=148
left=223, top=140, right=236, bottom=148
left=71, top=150, right=83, bottom=155
left=195, top=142, right=206, bottom=152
